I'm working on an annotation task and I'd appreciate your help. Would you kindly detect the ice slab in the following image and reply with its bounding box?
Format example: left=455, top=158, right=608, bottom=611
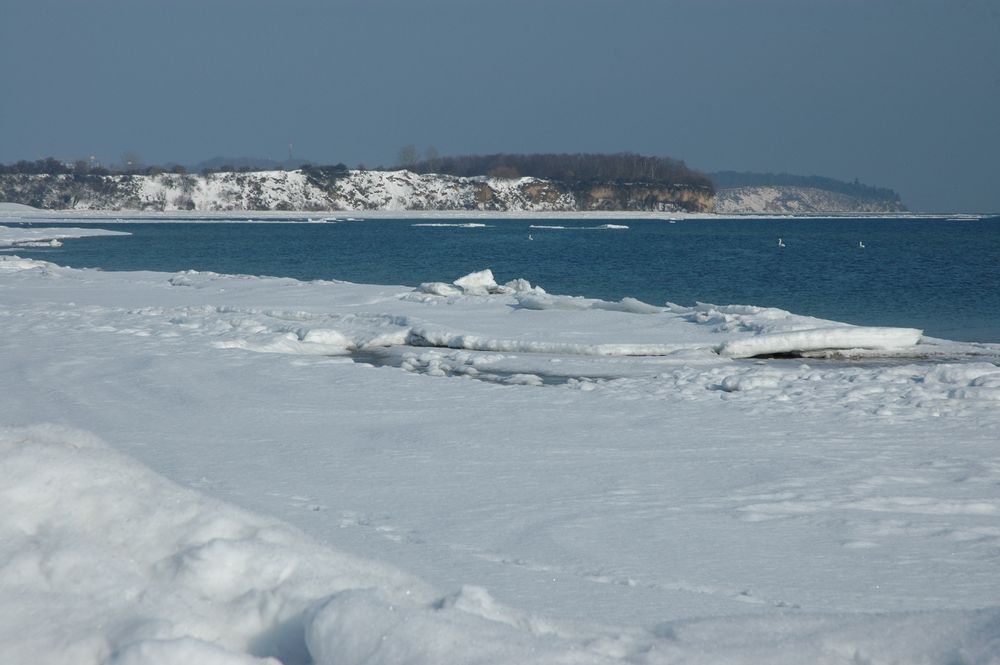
left=719, top=326, right=924, bottom=358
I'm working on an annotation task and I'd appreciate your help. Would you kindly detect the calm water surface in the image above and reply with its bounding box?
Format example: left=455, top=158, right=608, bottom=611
left=11, top=217, right=1000, bottom=343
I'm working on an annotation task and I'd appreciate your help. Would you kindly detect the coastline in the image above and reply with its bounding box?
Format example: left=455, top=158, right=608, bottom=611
left=0, top=206, right=993, bottom=223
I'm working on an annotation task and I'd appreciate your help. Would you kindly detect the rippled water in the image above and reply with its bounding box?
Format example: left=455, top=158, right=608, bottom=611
left=10, top=216, right=1000, bottom=342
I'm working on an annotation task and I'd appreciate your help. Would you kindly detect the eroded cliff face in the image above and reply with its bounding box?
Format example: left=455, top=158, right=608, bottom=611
left=0, top=171, right=714, bottom=213
left=714, top=186, right=907, bottom=214
left=582, top=184, right=713, bottom=212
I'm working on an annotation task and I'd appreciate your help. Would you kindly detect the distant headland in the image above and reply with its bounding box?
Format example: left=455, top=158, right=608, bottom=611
left=0, top=154, right=906, bottom=214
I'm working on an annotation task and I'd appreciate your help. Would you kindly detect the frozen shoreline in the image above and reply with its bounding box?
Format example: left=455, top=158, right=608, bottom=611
left=2, top=226, right=999, bottom=663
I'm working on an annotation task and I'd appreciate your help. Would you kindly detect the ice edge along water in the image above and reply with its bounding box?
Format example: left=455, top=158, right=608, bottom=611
left=2, top=227, right=1000, bottom=665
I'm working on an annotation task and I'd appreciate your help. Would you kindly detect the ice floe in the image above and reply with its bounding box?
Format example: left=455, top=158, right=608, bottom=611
left=0, top=224, right=130, bottom=248
left=718, top=326, right=924, bottom=358
left=411, top=222, right=489, bottom=228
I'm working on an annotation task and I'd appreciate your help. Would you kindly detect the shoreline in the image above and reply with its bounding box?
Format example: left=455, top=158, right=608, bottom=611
left=0, top=206, right=993, bottom=223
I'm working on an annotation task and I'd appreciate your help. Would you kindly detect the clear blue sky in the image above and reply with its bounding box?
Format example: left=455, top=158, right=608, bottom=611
left=2, top=0, right=998, bottom=212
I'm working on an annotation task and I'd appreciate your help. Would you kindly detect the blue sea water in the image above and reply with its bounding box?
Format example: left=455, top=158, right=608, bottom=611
left=10, top=216, right=1000, bottom=343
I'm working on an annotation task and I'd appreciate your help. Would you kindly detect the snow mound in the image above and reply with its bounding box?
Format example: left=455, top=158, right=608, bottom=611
left=719, top=326, right=923, bottom=358
left=0, top=424, right=428, bottom=665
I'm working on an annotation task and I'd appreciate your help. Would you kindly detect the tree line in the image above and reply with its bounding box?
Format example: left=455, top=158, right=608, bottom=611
left=710, top=171, right=900, bottom=202
left=0, top=157, right=191, bottom=177
left=1, top=153, right=714, bottom=191
left=399, top=152, right=714, bottom=190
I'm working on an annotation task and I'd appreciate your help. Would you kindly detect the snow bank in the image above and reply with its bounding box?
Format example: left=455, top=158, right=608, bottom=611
left=719, top=326, right=924, bottom=358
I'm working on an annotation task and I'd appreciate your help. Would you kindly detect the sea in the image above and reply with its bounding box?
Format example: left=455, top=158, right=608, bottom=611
left=8, top=216, right=1000, bottom=343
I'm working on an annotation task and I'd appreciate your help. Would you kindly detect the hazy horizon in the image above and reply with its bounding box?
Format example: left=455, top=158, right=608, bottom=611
left=2, top=0, right=998, bottom=213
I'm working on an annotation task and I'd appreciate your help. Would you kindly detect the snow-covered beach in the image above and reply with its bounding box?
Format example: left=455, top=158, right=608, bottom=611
left=2, top=226, right=1000, bottom=664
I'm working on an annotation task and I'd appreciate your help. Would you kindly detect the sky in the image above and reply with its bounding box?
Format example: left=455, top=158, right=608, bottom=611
left=1, top=0, right=998, bottom=212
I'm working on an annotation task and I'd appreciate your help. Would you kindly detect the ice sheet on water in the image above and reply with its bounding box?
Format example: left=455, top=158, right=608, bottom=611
left=0, top=224, right=130, bottom=247
left=411, top=222, right=489, bottom=228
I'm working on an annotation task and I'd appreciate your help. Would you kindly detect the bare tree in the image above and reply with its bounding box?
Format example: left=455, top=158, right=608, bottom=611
left=423, top=145, right=439, bottom=171
left=121, top=151, right=142, bottom=172
left=397, top=145, right=419, bottom=168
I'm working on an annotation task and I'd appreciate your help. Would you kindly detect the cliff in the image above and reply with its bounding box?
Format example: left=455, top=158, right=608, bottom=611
left=0, top=170, right=713, bottom=213
left=714, top=186, right=907, bottom=215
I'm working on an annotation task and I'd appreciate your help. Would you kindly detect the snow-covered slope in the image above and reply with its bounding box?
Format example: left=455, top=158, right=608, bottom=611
left=0, top=170, right=707, bottom=213
left=715, top=186, right=907, bottom=214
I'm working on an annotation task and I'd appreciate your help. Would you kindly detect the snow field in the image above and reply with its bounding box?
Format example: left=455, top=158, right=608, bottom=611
left=5, top=425, right=1000, bottom=665
left=2, top=228, right=1000, bottom=663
